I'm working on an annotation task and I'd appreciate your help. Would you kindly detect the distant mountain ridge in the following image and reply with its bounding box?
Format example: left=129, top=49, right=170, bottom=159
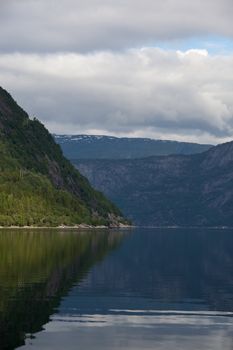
left=0, top=87, right=126, bottom=227
left=74, top=141, right=233, bottom=227
left=54, top=134, right=212, bottom=159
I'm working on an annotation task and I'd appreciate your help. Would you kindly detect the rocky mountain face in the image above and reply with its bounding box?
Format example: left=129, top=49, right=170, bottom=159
left=74, top=142, right=233, bottom=227
left=0, top=87, right=126, bottom=226
left=54, top=134, right=212, bottom=159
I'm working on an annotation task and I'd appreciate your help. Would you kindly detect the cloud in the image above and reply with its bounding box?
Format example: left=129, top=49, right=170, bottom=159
left=1, top=48, right=233, bottom=144
left=0, top=0, right=233, bottom=53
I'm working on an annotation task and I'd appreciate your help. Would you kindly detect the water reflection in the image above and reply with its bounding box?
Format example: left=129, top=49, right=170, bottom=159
left=20, top=228, right=233, bottom=350
left=2, top=227, right=233, bottom=350
left=58, top=227, right=233, bottom=315
left=0, top=229, right=123, bottom=350
left=21, top=313, right=233, bottom=350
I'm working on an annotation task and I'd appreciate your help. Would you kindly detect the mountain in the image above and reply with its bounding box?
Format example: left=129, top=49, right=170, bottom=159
left=54, top=134, right=212, bottom=159
left=0, top=87, right=126, bottom=227
left=73, top=141, right=233, bottom=227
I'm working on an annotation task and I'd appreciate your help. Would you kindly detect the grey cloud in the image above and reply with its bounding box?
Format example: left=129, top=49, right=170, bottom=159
left=0, top=49, right=233, bottom=144
left=1, top=0, right=233, bottom=53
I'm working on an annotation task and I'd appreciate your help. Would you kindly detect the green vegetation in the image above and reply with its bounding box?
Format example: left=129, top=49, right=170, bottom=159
left=0, top=87, right=126, bottom=226
left=0, top=170, right=90, bottom=226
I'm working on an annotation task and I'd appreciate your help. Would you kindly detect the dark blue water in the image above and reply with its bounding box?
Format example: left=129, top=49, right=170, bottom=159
left=1, top=228, right=233, bottom=349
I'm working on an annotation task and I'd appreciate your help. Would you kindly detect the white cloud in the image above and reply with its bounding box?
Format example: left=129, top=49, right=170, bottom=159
left=1, top=48, right=233, bottom=144
left=0, top=0, right=233, bottom=53
left=177, top=49, right=209, bottom=58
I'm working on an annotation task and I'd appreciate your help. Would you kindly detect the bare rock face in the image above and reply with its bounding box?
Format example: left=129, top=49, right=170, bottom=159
left=73, top=142, right=233, bottom=227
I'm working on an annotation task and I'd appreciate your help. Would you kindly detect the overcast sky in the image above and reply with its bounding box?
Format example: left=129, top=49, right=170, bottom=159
left=1, top=0, right=233, bottom=144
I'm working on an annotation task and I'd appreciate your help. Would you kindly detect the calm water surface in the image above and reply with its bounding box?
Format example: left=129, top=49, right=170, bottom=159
left=1, top=228, right=233, bottom=349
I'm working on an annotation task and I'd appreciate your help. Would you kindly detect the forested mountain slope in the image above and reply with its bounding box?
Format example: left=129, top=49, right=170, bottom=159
left=0, top=87, right=125, bottom=226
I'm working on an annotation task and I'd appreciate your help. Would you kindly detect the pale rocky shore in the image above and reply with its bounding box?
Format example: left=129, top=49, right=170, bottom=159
left=0, top=223, right=133, bottom=230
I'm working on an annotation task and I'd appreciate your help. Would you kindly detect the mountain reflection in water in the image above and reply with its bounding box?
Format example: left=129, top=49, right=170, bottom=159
left=1, top=228, right=233, bottom=350
left=0, top=229, right=123, bottom=350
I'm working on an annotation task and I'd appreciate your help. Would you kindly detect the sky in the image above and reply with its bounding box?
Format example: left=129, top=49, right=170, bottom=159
left=1, top=0, right=233, bottom=144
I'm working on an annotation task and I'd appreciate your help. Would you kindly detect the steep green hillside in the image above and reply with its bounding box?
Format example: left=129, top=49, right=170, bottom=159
left=0, top=87, right=126, bottom=226
left=74, top=141, right=233, bottom=227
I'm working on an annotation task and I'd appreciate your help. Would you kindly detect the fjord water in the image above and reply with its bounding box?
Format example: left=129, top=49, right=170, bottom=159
left=1, top=229, right=233, bottom=349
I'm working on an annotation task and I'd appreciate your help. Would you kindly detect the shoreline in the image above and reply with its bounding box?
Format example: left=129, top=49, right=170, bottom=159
left=0, top=225, right=232, bottom=230
left=0, top=224, right=133, bottom=230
